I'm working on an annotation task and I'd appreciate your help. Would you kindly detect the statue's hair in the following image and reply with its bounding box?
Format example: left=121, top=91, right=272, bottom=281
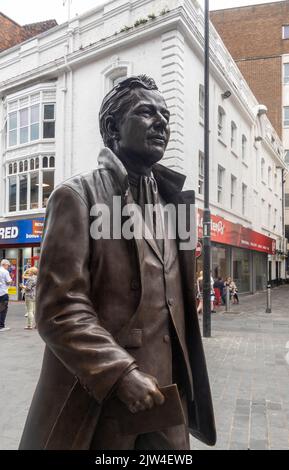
left=99, top=75, right=159, bottom=149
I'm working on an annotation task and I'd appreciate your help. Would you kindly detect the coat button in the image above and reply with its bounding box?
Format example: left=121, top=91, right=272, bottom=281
left=131, top=280, right=140, bottom=290
left=163, top=335, right=170, bottom=343
left=168, top=298, right=174, bottom=306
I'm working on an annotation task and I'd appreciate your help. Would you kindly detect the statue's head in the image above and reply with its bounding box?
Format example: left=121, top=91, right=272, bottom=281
left=99, top=75, right=170, bottom=169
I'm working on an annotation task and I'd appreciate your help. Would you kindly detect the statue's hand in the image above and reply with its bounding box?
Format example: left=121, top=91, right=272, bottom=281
left=116, top=369, right=165, bottom=413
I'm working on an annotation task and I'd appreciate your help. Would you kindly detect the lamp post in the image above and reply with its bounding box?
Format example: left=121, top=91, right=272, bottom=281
left=203, top=0, right=211, bottom=338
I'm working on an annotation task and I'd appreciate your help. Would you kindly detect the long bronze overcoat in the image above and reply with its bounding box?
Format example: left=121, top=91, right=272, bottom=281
left=19, top=148, right=216, bottom=449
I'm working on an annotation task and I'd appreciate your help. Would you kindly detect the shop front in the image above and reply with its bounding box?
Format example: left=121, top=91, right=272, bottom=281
left=0, top=218, right=44, bottom=300
left=197, top=210, right=275, bottom=293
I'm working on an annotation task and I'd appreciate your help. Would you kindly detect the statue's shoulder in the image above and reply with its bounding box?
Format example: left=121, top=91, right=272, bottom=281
left=50, top=167, right=102, bottom=207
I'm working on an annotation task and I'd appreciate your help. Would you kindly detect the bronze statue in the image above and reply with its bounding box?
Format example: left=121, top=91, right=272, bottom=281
left=19, top=75, right=216, bottom=450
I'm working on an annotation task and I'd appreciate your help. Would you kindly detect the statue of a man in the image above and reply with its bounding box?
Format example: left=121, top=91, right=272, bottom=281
left=19, top=75, right=216, bottom=450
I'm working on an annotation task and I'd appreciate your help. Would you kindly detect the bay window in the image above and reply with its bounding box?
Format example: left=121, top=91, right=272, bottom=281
left=6, top=155, right=55, bottom=213
left=7, top=96, right=55, bottom=148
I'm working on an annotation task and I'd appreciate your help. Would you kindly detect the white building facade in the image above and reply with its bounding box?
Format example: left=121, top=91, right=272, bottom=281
left=0, top=0, right=286, bottom=298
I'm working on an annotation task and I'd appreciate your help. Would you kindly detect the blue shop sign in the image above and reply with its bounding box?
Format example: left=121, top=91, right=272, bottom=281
left=0, top=218, right=44, bottom=245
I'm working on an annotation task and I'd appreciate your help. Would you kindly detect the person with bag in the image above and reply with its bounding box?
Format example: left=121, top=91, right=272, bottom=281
left=0, top=259, right=12, bottom=332
left=21, top=267, right=38, bottom=329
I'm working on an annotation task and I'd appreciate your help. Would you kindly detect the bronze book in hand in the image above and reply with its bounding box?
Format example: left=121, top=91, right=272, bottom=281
left=113, top=384, right=186, bottom=436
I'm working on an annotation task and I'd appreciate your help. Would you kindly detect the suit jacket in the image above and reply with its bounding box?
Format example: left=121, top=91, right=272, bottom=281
left=19, top=148, right=216, bottom=449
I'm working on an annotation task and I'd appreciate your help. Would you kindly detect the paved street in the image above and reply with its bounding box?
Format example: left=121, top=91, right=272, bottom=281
left=1, top=286, right=289, bottom=450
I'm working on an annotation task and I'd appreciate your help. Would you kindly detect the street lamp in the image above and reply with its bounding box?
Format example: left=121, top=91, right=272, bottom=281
left=203, top=0, right=211, bottom=338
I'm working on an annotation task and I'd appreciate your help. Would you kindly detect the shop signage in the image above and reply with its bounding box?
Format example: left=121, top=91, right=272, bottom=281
left=197, top=209, right=275, bottom=255
left=0, top=218, right=44, bottom=245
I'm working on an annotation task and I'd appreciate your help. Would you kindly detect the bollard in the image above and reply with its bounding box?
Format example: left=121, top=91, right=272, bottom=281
left=266, top=284, right=272, bottom=313
left=225, top=285, right=231, bottom=312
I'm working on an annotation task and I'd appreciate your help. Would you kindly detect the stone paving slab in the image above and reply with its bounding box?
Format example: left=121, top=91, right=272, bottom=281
left=190, top=285, right=289, bottom=450
left=1, top=286, right=289, bottom=450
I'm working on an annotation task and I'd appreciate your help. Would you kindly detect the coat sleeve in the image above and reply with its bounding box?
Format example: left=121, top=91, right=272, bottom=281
left=36, top=184, right=136, bottom=404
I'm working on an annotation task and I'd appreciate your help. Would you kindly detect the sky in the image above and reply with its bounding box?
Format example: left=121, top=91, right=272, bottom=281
left=0, top=0, right=286, bottom=26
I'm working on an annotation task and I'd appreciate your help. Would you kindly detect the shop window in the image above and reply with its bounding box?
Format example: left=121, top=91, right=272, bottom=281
left=232, top=248, right=250, bottom=293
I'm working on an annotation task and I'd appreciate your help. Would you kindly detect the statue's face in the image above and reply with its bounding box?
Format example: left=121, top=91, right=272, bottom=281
left=116, top=87, right=170, bottom=168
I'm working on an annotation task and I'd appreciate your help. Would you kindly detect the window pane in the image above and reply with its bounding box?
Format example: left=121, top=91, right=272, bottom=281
left=44, top=104, right=55, bottom=120
left=24, top=160, right=28, bottom=171
left=31, top=104, right=39, bottom=123
left=20, top=108, right=28, bottom=127
left=30, top=159, right=34, bottom=170
left=283, top=25, right=289, bottom=39
left=20, top=126, right=28, bottom=144
left=49, top=156, right=55, bottom=168
left=43, top=121, right=55, bottom=138
left=35, top=157, right=39, bottom=169
left=8, top=164, right=12, bottom=175
left=19, top=174, right=27, bottom=211
left=9, top=176, right=17, bottom=212
left=43, top=157, right=48, bottom=168
left=9, top=112, right=17, bottom=130
left=9, top=129, right=17, bottom=146
left=30, top=173, right=39, bottom=209
left=31, top=123, right=39, bottom=141
left=19, top=162, right=23, bottom=172
left=284, top=107, right=289, bottom=126
left=42, top=171, right=54, bottom=207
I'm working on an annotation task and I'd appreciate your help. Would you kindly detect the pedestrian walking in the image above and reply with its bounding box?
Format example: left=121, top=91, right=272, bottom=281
left=222, top=277, right=239, bottom=305
left=21, top=267, right=38, bottom=329
left=0, top=259, right=12, bottom=332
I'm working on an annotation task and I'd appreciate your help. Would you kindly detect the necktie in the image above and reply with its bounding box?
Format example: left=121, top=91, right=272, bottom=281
left=139, top=175, right=164, bottom=257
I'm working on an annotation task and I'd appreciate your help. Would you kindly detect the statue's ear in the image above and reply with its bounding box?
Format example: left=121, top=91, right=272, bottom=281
left=105, top=115, right=120, bottom=141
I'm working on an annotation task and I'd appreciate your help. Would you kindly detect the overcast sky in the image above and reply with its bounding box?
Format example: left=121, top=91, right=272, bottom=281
left=0, top=0, right=286, bottom=26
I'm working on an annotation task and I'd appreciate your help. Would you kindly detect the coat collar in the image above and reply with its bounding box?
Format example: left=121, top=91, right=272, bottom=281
left=97, top=147, right=186, bottom=199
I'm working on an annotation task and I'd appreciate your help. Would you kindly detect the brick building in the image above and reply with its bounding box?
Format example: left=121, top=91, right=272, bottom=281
left=0, top=12, right=57, bottom=52
left=211, top=0, right=289, bottom=278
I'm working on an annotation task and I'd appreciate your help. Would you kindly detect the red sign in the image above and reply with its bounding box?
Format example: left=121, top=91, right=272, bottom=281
left=196, top=241, right=202, bottom=258
left=197, top=209, right=275, bottom=255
